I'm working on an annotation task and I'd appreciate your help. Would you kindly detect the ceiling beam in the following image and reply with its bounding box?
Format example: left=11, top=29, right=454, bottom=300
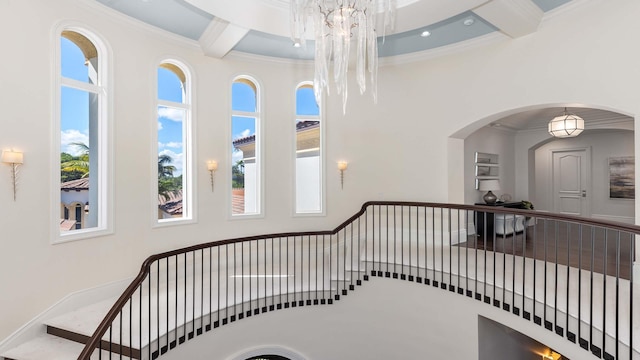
left=472, top=0, right=543, bottom=38
left=199, top=18, right=249, bottom=59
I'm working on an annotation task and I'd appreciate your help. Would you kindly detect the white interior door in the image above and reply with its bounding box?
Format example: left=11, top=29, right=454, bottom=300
left=552, top=149, right=590, bottom=216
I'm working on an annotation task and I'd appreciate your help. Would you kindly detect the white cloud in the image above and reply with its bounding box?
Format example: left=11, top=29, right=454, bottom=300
left=234, top=128, right=251, bottom=140
left=159, top=149, right=183, bottom=176
left=158, top=121, right=163, bottom=130
left=61, top=130, right=89, bottom=156
left=232, top=150, right=243, bottom=164
left=158, top=107, right=184, bottom=122
left=158, top=141, right=182, bottom=149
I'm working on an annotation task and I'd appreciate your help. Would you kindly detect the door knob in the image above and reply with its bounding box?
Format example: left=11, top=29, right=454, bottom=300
left=581, top=190, right=587, bottom=197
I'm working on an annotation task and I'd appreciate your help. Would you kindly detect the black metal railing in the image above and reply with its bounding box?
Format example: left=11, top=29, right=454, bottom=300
left=78, top=202, right=638, bottom=360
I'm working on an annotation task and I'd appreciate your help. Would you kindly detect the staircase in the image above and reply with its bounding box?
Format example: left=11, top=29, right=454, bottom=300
left=0, top=278, right=136, bottom=360
left=1, top=202, right=639, bottom=360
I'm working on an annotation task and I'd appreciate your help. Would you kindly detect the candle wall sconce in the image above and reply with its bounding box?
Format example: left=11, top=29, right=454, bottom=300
left=2, top=150, right=24, bottom=201
left=337, top=161, right=348, bottom=190
left=207, top=160, right=218, bottom=192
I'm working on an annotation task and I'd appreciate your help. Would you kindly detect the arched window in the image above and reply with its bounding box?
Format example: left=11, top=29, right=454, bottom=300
left=295, top=83, right=323, bottom=214
left=56, top=27, right=110, bottom=241
left=156, top=60, right=192, bottom=223
left=231, top=76, right=261, bottom=216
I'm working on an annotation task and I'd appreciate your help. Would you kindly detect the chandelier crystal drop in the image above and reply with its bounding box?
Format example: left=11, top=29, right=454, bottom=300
left=291, top=0, right=397, bottom=113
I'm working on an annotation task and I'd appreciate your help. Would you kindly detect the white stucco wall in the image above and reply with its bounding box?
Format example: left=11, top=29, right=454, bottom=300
left=1, top=0, right=640, bottom=350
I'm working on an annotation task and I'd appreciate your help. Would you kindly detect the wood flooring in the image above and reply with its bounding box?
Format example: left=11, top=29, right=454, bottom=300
left=460, top=218, right=634, bottom=280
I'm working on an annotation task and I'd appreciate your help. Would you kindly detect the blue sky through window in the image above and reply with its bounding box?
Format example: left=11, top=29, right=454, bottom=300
left=60, top=37, right=91, bottom=156
left=296, top=86, right=319, bottom=116
left=232, top=81, right=257, bottom=164
left=157, top=67, right=185, bottom=176
left=61, top=37, right=90, bottom=83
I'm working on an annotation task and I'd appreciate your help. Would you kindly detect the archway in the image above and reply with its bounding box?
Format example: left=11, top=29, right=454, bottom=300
left=449, top=104, right=635, bottom=214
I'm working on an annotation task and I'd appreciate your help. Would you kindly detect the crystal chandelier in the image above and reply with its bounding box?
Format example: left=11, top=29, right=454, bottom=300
left=291, top=0, right=397, bottom=113
left=548, top=108, right=585, bottom=138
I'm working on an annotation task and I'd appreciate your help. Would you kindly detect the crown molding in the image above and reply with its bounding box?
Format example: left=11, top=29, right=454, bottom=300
left=379, top=31, right=509, bottom=67
left=539, top=0, right=600, bottom=24
left=76, top=0, right=202, bottom=52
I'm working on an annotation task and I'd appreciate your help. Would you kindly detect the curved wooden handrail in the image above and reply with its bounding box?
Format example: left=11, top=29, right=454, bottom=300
left=78, top=201, right=640, bottom=359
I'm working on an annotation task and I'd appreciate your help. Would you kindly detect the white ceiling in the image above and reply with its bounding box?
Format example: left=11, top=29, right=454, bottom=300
left=92, top=0, right=633, bottom=130
left=488, top=107, right=633, bottom=132
left=95, top=0, right=572, bottom=60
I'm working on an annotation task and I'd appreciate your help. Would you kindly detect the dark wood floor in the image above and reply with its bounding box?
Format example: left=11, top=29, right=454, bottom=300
left=459, top=219, right=634, bottom=280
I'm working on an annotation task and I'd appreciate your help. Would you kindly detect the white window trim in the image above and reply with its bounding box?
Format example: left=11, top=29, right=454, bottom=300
left=153, top=57, right=196, bottom=228
left=293, top=81, right=326, bottom=217
left=51, top=22, right=114, bottom=244
left=228, top=74, right=264, bottom=220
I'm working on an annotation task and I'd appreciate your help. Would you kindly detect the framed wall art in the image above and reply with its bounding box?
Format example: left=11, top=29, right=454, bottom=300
left=609, top=156, right=635, bottom=199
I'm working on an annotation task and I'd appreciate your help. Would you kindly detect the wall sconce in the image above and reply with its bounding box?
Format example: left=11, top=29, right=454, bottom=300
left=2, top=150, right=24, bottom=201
left=207, top=160, right=218, bottom=192
left=337, top=161, right=348, bottom=189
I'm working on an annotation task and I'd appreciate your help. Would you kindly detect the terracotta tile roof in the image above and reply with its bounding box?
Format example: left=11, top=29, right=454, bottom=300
left=158, top=190, right=183, bottom=216
left=61, top=178, right=89, bottom=191
left=232, top=134, right=256, bottom=146
left=296, top=120, right=319, bottom=130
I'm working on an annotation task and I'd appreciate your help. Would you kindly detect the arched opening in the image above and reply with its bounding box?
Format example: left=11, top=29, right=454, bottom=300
left=448, top=103, right=638, bottom=278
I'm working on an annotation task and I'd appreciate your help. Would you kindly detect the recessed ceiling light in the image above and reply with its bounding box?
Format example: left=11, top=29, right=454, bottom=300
left=293, top=41, right=301, bottom=48
left=463, top=18, right=475, bottom=26
left=420, top=30, right=431, bottom=37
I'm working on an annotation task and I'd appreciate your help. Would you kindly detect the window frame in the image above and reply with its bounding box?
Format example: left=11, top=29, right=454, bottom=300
left=51, top=23, right=113, bottom=244
left=153, top=58, right=196, bottom=228
left=229, top=75, right=264, bottom=219
left=293, top=81, right=325, bottom=217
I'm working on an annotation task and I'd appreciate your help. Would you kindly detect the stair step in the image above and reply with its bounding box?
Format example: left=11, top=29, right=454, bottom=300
left=0, top=334, right=132, bottom=360
left=1, top=334, right=78, bottom=360
left=44, top=297, right=115, bottom=339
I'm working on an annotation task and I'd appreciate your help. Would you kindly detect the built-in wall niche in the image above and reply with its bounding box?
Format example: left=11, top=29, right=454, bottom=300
left=475, top=152, right=499, bottom=189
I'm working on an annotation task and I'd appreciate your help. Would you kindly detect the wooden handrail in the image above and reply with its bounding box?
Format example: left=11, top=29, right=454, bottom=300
left=78, top=201, right=640, bottom=359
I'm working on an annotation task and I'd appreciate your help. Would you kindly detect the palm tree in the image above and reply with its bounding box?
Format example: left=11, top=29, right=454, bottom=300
left=232, top=160, right=244, bottom=189
left=61, top=142, right=90, bottom=179
left=158, top=154, right=176, bottom=179
left=157, top=154, right=180, bottom=201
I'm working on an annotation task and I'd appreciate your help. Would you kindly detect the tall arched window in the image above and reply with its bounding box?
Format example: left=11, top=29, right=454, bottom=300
left=295, top=83, right=323, bottom=214
left=231, top=76, right=261, bottom=216
left=56, top=27, right=110, bottom=241
left=156, top=61, right=192, bottom=223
